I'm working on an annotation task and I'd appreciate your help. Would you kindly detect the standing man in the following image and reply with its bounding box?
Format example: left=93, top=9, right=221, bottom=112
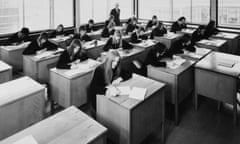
left=110, top=3, right=121, bottom=26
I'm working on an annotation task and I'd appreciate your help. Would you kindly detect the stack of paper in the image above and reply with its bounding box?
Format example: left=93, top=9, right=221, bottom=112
left=13, top=135, right=38, bottom=144
left=34, top=51, right=54, bottom=59
left=167, top=58, right=186, bottom=69
left=129, top=87, right=147, bottom=101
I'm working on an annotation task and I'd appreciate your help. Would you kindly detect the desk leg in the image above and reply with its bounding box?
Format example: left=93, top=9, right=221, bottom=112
left=233, top=94, right=238, bottom=126
left=161, top=94, right=165, bottom=144
left=175, top=98, right=179, bottom=125
left=195, top=92, right=198, bottom=110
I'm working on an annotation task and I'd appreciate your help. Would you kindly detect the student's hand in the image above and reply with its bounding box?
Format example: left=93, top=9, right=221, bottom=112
left=112, top=77, right=123, bottom=86
left=70, top=64, right=78, bottom=69
left=106, top=85, right=120, bottom=97
left=36, top=48, right=47, bottom=55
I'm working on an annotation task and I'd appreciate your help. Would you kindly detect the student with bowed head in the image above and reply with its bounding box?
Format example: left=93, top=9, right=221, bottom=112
left=22, top=32, right=58, bottom=55
left=101, top=15, right=116, bottom=38
left=203, top=20, right=219, bottom=39
left=191, top=25, right=206, bottom=44
left=125, top=17, right=138, bottom=34
left=7, top=27, right=30, bottom=45
left=56, top=39, right=88, bottom=69
left=170, top=17, right=187, bottom=33
left=130, top=26, right=148, bottom=43
left=89, top=50, right=132, bottom=111
left=73, top=26, right=92, bottom=42
left=86, top=19, right=97, bottom=33
left=51, top=24, right=66, bottom=37
left=150, top=21, right=167, bottom=39
left=146, top=15, right=159, bottom=30
left=103, top=29, right=133, bottom=51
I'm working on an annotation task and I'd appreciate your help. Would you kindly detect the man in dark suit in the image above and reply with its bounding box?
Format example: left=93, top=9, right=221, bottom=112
left=110, top=3, right=121, bottom=26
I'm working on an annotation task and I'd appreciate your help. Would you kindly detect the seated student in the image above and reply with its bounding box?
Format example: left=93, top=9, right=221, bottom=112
left=170, top=17, right=187, bottom=33
left=203, top=20, right=219, bottom=39
left=150, top=22, right=167, bottom=39
left=167, top=34, right=194, bottom=56
left=7, top=27, right=30, bottom=45
left=103, top=30, right=133, bottom=51
left=146, top=15, right=158, bottom=30
left=191, top=25, right=205, bottom=44
left=73, top=26, right=92, bottom=42
left=56, top=39, right=88, bottom=69
left=125, top=17, right=138, bottom=35
left=51, top=24, right=65, bottom=37
left=101, top=16, right=116, bottom=38
left=86, top=19, right=97, bottom=33
left=22, top=32, right=58, bottom=55
left=145, top=42, right=167, bottom=67
left=130, top=27, right=148, bottom=43
left=89, top=50, right=132, bottom=110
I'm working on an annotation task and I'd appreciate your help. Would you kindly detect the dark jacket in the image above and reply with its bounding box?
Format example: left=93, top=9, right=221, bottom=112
left=150, top=27, right=167, bottom=39
left=7, top=32, right=31, bottom=45
left=145, top=44, right=167, bottom=67
left=110, top=8, right=121, bottom=26
left=191, top=30, right=204, bottom=44
left=89, top=65, right=132, bottom=109
left=126, top=24, right=138, bottom=34
left=203, top=28, right=218, bottom=39
left=170, top=22, right=182, bottom=33
left=56, top=50, right=88, bottom=69
left=86, top=24, right=97, bottom=33
left=101, top=27, right=115, bottom=38
left=22, top=40, right=58, bottom=55
left=50, top=30, right=66, bottom=38
left=146, top=20, right=157, bottom=29
left=103, top=37, right=133, bottom=51
left=130, top=32, right=148, bottom=43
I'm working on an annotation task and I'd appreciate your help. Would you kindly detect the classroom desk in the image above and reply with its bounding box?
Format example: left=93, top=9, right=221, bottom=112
left=23, top=49, right=63, bottom=83
left=0, top=61, right=12, bottom=84
left=211, top=32, right=240, bottom=54
left=97, top=74, right=165, bottom=144
left=0, top=42, right=30, bottom=70
left=177, top=28, right=195, bottom=36
left=148, top=56, right=195, bottom=125
left=50, top=59, right=101, bottom=108
left=49, top=35, right=72, bottom=48
left=87, top=29, right=103, bottom=40
left=0, top=77, right=45, bottom=140
left=195, top=52, right=240, bottom=125
left=83, top=40, right=107, bottom=59
left=154, top=33, right=183, bottom=49
left=196, top=39, right=228, bottom=52
left=0, top=106, right=107, bottom=144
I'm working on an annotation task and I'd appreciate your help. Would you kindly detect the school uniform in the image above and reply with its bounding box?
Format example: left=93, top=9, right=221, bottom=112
left=130, top=32, right=148, bottom=43
left=191, top=30, right=204, bottom=44
left=110, top=8, right=121, bottom=26
left=126, top=24, right=138, bottom=34
left=50, top=30, right=66, bottom=38
left=22, top=40, right=58, bottom=55
left=203, top=27, right=218, bottom=39
left=86, top=24, right=97, bottom=33
left=170, top=22, right=182, bottom=33
left=146, top=20, right=158, bottom=29
left=145, top=44, right=167, bottom=67
left=56, top=50, right=88, bottom=69
left=150, top=27, right=167, bottom=39
left=103, top=37, right=133, bottom=51
left=7, top=32, right=30, bottom=45
left=101, top=27, right=115, bottom=38
left=73, top=33, right=92, bottom=42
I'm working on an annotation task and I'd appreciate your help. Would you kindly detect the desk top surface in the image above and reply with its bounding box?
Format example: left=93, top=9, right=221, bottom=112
left=0, top=77, right=44, bottom=107
left=83, top=40, right=106, bottom=50
left=0, top=61, right=12, bottom=72
left=0, top=42, right=30, bottom=51
left=195, top=52, right=240, bottom=77
left=131, top=39, right=156, bottom=48
left=212, top=32, right=239, bottom=39
left=105, top=74, right=165, bottom=110
left=176, top=47, right=212, bottom=61
left=51, top=59, right=101, bottom=79
left=0, top=106, right=107, bottom=144
left=197, top=39, right=227, bottom=47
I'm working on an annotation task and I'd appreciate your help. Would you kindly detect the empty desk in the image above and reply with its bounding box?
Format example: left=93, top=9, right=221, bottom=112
left=83, top=40, right=107, bottom=59
left=148, top=57, right=195, bottom=125
left=195, top=52, right=240, bottom=125
left=97, top=74, right=165, bottom=144
left=211, top=32, right=240, bottom=54
left=0, top=42, right=30, bottom=70
left=23, top=49, right=63, bottom=83
left=50, top=59, right=101, bottom=108
left=196, top=39, right=228, bottom=52
left=154, top=33, right=183, bottom=49
left=0, top=76, right=45, bottom=140
left=0, top=106, right=107, bottom=144
left=0, top=61, right=12, bottom=84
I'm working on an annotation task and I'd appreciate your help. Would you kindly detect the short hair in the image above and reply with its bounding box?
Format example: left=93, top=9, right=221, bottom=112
left=88, top=19, right=94, bottom=24
left=178, top=17, right=186, bottom=21
left=39, top=32, right=48, bottom=40
left=152, top=15, right=157, bottom=19
left=198, top=25, right=205, bottom=30
left=21, top=27, right=29, bottom=35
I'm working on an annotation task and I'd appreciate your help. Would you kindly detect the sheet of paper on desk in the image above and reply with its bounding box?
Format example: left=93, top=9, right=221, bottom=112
left=13, top=135, right=38, bottom=144
left=195, top=47, right=210, bottom=55
left=87, top=59, right=100, bottom=68
left=167, top=58, right=186, bottom=69
left=129, top=87, right=147, bottom=101
left=117, top=86, right=131, bottom=95
left=34, top=51, right=53, bottom=59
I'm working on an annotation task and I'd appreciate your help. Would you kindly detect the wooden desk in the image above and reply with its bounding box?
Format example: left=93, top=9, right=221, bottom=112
left=49, top=36, right=72, bottom=49
left=148, top=57, right=195, bottom=125
left=0, top=42, right=30, bottom=70
left=0, top=61, right=12, bottom=84
left=97, top=74, right=165, bottom=144
left=177, top=28, right=195, bottom=36
left=154, top=33, right=183, bottom=49
left=87, top=29, right=103, bottom=40
left=83, top=40, right=107, bottom=59
left=50, top=59, right=101, bottom=108
left=196, top=39, right=228, bottom=52
left=23, top=49, right=63, bottom=83
left=0, top=77, right=45, bottom=140
left=0, top=106, right=107, bottom=144
left=211, top=32, right=240, bottom=54
left=195, top=52, right=240, bottom=125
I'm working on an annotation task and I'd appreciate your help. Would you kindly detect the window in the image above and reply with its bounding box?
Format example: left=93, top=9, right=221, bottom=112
left=0, top=0, right=74, bottom=35
left=138, top=0, right=210, bottom=24
left=93, top=0, right=108, bottom=23
left=138, top=0, right=171, bottom=21
left=79, top=0, right=93, bottom=24
left=53, top=0, right=74, bottom=28
left=218, top=0, right=240, bottom=28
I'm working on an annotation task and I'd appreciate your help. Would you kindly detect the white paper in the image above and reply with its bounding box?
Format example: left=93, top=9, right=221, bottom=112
left=117, top=86, right=131, bottom=95
left=129, top=87, right=147, bottom=101
left=13, top=135, right=38, bottom=144
left=167, top=58, right=186, bottom=69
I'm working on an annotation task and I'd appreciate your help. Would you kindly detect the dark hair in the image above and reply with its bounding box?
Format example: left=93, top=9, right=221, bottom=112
left=152, top=15, right=157, bottom=19
left=79, top=26, right=87, bottom=31
left=178, top=17, right=186, bottom=21
left=88, top=19, right=94, bottom=24
left=155, top=42, right=166, bottom=53
left=57, top=24, right=64, bottom=29
left=39, top=32, right=48, bottom=40
left=21, top=27, right=29, bottom=35
left=127, top=18, right=132, bottom=24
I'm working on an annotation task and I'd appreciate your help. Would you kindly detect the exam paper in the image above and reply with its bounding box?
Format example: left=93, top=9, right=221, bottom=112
left=13, top=135, right=38, bottom=144
left=129, top=87, right=147, bottom=101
